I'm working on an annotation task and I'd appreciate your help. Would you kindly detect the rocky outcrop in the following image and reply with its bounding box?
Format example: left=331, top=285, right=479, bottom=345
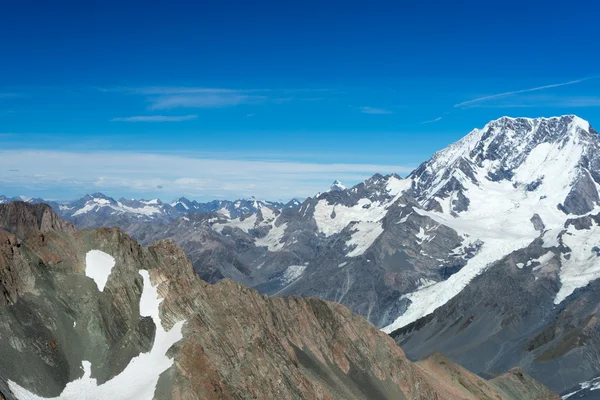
left=0, top=202, right=557, bottom=400
left=0, top=202, right=75, bottom=239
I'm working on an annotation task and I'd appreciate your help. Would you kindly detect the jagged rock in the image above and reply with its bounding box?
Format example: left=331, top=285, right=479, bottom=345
left=0, top=202, right=75, bottom=239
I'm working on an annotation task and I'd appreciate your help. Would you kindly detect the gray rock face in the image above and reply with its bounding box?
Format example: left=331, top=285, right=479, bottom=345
left=0, top=201, right=75, bottom=239
left=530, top=213, right=545, bottom=231
left=560, top=170, right=600, bottom=214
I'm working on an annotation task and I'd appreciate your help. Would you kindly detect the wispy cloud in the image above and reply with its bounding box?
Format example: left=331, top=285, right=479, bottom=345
left=360, top=106, right=393, bottom=115
left=149, top=93, right=266, bottom=110
left=127, top=87, right=245, bottom=95
left=454, top=77, right=594, bottom=108
left=421, top=117, right=442, bottom=124
left=100, top=85, right=332, bottom=110
left=0, top=150, right=414, bottom=200
left=111, top=115, right=198, bottom=122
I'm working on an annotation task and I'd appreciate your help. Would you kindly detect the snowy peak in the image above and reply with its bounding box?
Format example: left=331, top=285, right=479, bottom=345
left=329, top=180, right=346, bottom=192
left=410, top=115, right=600, bottom=215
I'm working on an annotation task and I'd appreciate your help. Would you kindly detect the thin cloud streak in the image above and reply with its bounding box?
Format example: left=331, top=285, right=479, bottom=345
left=111, top=115, right=198, bottom=122
left=99, top=85, right=333, bottom=110
left=149, top=94, right=266, bottom=109
left=421, top=117, right=442, bottom=124
left=461, top=95, right=600, bottom=109
left=454, top=77, right=594, bottom=108
left=360, top=106, right=393, bottom=115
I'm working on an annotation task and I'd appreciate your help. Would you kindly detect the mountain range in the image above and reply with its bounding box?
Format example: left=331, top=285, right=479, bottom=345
left=3, top=114, right=600, bottom=397
left=0, top=201, right=558, bottom=399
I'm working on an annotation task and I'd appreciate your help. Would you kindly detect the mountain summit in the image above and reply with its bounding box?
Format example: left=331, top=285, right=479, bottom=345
left=329, top=180, right=347, bottom=192
left=410, top=115, right=600, bottom=215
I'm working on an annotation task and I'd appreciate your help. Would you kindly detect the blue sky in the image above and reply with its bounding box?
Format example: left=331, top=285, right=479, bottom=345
left=1, top=0, right=599, bottom=201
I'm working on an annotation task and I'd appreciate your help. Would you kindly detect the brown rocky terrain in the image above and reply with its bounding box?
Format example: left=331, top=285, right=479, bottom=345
left=0, top=202, right=558, bottom=399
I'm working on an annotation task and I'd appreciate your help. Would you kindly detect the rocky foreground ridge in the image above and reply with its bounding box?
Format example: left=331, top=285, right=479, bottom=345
left=0, top=202, right=558, bottom=400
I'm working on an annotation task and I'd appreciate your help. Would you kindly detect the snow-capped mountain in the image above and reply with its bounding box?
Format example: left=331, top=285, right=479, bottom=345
left=170, top=196, right=290, bottom=218
left=410, top=115, right=599, bottom=215
left=386, top=115, right=600, bottom=331
left=329, top=179, right=347, bottom=192
left=383, top=115, right=600, bottom=396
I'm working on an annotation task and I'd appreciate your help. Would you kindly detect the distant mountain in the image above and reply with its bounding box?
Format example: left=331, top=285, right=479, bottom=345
left=169, top=196, right=290, bottom=218
left=0, top=193, right=302, bottom=230
left=329, top=179, right=347, bottom=192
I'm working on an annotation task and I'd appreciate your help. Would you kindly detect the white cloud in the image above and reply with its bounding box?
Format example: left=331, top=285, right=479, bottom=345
left=421, top=117, right=442, bottom=124
left=360, top=106, right=393, bottom=115
left=0, top=150, right=414, bottom=200
left=111, top=115, right=198, bottom=122
left=454, top=77, right=593, bottom=108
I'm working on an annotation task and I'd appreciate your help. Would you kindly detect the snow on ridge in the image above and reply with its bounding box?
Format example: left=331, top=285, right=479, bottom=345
left=142, top=199, right=160, bottom=205
left=212, top=206, right=287, bottom=252
left=562, top=376, right=600, bottom=399
left=346, top=221, right=384, bottom=257
left=216, top=207, right=231, bottom=218
left=72, top=198, right=162, bottom=217
left=313, top=176, right=412, bottom=258
left=255, top=222, right=288, bottom=251
left=329, top=180, right=347, bottom=192
left=554, top=219, right=600, bottom=304
left=85, top=250, right=116, bottom=292
left=9, top=270, right=185, bottom=400
left=213, top=213, right=257, bottom=233
left=386, top=175, right=412, bottom=196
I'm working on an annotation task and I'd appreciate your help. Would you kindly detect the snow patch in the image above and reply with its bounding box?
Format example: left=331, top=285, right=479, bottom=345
left=555, top=220, right=600, bottom=304
left=255, top=222, right=288, bottom=251
left=85, top=250, right=116, bottom=292
left=346, top=221, right=383, bottom=257
left=216, top=207, right=231, bottom=218
left=281, top=265, right=306, bottom=284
